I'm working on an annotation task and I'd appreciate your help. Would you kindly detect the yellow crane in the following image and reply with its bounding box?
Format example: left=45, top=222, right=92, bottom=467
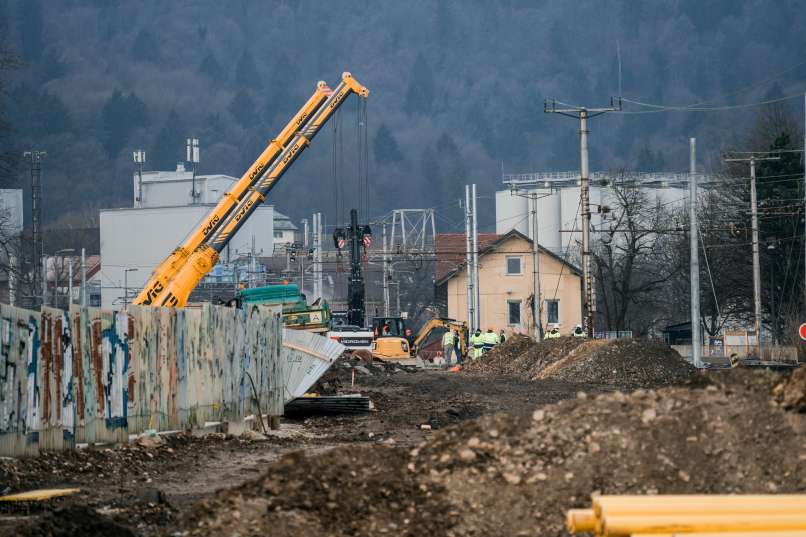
left=134, top=73, right=369, bottom=307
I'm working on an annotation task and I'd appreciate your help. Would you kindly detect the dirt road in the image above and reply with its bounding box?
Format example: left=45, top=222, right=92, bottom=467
left=1, top=365, right=585, bottom=536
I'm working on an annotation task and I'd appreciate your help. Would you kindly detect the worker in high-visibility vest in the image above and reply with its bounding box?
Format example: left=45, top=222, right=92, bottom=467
left=470, top=329, right=484, bottom=360
left=442, top=329, right=456, bottom=368
left=482, top=328, right=498, bottom=354
left=545, top=326, right=561, bottom=339
left=573, top=324, right=586, bottom=338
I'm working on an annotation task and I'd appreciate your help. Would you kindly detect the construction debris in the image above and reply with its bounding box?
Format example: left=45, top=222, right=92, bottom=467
left=283, top=394, right=372, bottom=417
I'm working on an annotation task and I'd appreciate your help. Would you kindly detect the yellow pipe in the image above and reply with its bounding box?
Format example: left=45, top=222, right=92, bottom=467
left=0, top=488, right=81, bottom=501
left=566, top=509, right=597, bottom=533
left=631, top=532, right=806, bottom=537
left=593, top=495, right=806, bottom=517
left=599, top=501, right=806, bottom=517
left=601, top=513, right=806, bottom=537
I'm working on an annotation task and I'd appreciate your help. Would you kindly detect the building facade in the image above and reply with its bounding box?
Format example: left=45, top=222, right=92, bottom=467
left=100, top=167, right=275, bottom=308
left=438, top=230, right=582, bottom=336
left=272, top=210, right=299, bottom=248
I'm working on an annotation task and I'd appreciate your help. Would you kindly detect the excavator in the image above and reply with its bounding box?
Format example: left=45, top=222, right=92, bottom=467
left=133, top=73, right=369, bottom=308
left=411, top=318, right=468, bottom=359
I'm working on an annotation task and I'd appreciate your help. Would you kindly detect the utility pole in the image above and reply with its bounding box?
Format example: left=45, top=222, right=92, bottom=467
left=8, top=254, right=16, bottom=306
left=465, top=185, right=475, bottom=330
left=803, top=93, right=806, bottom=310
left=80, top=248, right=87, bottom=307
left=24, top=150, right=46, bottom=308
left=302, top=218, right=309, bottom=248
left=471, top=184, right=480, bottom=329
left=545, top=98, right=621, bottom=337
left=724, top=153, right=780, bottom=358
left=689, top=138, right=702, bottom=368
left=68, top=259, right=73, bottom=308
left=383, top=223, right=390, bottom=317
left=529, top=194, right=543, bottom=341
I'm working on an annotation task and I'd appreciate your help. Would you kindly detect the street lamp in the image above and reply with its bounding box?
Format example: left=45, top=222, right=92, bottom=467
left=54, top=248, right=75, bottom=309
left=123, top=268, right=139, bottom=308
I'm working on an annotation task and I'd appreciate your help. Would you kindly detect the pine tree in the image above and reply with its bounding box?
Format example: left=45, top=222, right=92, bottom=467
left=130, top=29, right=160, bottom=62
left=18, top=0, right=44, bottom=60
left=404, top=53, right=436, bottom=116
left=150, top=110, right=187, bottom=170
left=235, top=50, right=260, bottom=86
left=229, top=90, right=257, bottom=127
left=373, top=123, right=403, bottom=163
left=100, top=90, right=148, bottom=157
left=199, top=52, right=224, bottom=80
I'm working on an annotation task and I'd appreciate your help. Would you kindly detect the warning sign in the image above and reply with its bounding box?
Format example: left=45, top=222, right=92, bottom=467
left=799, top=323, right=806, bottom=341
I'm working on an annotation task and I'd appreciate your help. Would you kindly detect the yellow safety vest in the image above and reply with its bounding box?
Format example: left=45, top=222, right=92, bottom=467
left=442, top=331, right=455, bottom=346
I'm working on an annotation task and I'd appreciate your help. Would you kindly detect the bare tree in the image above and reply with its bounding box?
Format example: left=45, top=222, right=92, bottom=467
left=593, top=181, right=685, bottom=335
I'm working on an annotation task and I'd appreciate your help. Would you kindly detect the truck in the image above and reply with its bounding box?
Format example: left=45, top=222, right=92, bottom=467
left=234, top=284, right=331, bottom=333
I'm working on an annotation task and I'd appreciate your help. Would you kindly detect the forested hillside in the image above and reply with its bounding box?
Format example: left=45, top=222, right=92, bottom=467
left=2, top=0, right=805, bottom=229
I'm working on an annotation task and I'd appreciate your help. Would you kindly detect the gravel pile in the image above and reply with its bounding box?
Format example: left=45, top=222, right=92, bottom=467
left=543, top=338, right=698, bottom=390
left=466, top=336, right=697, bottom=390
left=178, top=370, right=806, bottom=537
left=774, top=365, right=806, bottom=412
left=464, top=335, right=587, bottom=378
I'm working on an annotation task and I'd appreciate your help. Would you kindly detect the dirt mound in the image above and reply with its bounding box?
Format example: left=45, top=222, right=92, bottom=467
left=544, top=339, right=698, bottom=390
left=183, top=446, right=454, bottom=537
left=774, top=366, right=806, bottom=412
left=178, top=370, right=805, bottom=537
left=464, top=335, right=587, bottom=377
left=465, top=336, right=696, bottom=390
left=21, top=505, right=137, bottom=537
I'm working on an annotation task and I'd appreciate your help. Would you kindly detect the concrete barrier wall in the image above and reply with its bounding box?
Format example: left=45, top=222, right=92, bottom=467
left=0, top=303, right=283, bottom=457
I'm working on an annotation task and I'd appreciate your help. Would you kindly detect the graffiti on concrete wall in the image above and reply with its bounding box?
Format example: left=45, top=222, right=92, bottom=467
left=0, top=303, right=282, bottom=456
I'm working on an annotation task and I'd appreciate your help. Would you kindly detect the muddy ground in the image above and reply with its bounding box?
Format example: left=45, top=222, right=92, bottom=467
left=5, top=348, right=802, bottom=537
left=0, top=364, right=586, bottom=536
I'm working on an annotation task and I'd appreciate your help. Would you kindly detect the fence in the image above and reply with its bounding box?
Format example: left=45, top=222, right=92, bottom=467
left=0, top=303, right=283, bottom=457
left=671, top=344, right=798, bottom=364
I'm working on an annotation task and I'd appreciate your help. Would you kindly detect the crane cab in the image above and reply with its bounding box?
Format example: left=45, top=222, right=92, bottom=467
left=370, top=317, right=410, bottom=360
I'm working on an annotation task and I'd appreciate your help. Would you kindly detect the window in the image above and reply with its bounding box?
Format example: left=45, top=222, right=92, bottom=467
left=507, top=300, right=521, bottom=325
left=546, top=300, right=559, bottom=324
left=506, top=256, right=522, bottom=275
left=273, top=230, right=283, bottom=239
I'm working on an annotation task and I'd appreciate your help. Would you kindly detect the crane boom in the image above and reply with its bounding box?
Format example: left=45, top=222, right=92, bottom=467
left=134, top=81, right=333, bottom=306
left=140, top=72, right=369, bottom=308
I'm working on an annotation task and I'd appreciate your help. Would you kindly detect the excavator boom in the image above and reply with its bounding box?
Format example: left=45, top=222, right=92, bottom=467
left=134, top=81, right=333, bottom=306
left=144, top=72, right=369, bottom=308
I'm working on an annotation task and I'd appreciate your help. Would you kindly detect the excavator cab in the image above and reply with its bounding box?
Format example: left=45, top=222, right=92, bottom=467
left=370, top=317, right=410, bottom=360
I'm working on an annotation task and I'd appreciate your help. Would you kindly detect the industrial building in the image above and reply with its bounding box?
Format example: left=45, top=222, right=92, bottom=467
left=100, top=164, right=276, bottom=308
left=496, top=171, right=692, bottom=258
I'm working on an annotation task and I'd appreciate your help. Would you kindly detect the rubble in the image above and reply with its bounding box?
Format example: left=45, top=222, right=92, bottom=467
left=774, top=366, right=806, bottom=412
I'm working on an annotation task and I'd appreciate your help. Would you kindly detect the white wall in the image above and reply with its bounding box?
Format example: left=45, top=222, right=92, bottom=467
left=0, top=189, right=23, bottom=234
left=100, top=204, right=274, bottom=307
left=133, top=169, right=243, bottom=208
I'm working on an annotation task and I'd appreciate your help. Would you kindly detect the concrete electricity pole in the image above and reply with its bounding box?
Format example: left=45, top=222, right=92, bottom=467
left=544, top=99, right=621, bottom=337
left=187, top=138, right=200, bottom=204
left=464, top=185, right=475, bottom=330
left=80, top=248, right=87, bottom=307
left=724, top=153, right=780, bottom=358
left=689, top=138, right=702, bottom=368
left=471, top=184, right=480, bottom=330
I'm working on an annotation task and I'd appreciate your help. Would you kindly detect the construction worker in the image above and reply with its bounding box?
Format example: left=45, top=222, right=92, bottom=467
left=482, top=328, right=498, bottom=354
left=453, top=330, right=463, bottom=364
left=545, top=326, right=561, bottom=339
left=573, top=324, right=585, bottom=338
left=499, top=330, right=506, bottom=344
left=442, top=329, right=456, bottom=368
left=470, top=329, right=484, bottom=360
